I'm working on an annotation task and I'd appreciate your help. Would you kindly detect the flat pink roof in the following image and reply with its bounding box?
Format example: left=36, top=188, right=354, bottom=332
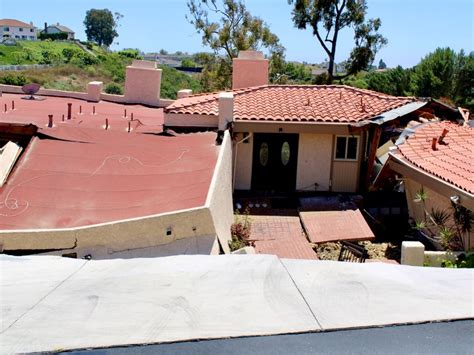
left=0, top=125, right=219, bottom=230
left=0, top=94, right=164, bottom=133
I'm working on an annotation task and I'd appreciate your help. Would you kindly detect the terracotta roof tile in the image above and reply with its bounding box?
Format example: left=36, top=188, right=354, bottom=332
left=396, top=122, right=474, bottom=194
left=0, top=19, right=34, bottom=28
left=165, top=85, right=415, bottom=123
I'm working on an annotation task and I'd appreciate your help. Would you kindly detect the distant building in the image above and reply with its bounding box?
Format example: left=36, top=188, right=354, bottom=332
left=0, top=19, right=37, bottom=40
left=41, top=22, right=75, bottom=40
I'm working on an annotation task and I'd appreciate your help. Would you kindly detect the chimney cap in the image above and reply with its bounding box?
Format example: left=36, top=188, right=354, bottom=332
left=237, top=50, right=265, bottom=60
left=219, top=92, right=234, bottom=100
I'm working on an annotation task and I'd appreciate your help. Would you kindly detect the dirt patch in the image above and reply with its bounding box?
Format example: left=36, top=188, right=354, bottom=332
left=314, top=241, right=400, bottom=262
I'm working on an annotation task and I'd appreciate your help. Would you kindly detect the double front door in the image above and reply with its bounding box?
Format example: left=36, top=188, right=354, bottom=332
left=251, top=133, right=299, bottom=192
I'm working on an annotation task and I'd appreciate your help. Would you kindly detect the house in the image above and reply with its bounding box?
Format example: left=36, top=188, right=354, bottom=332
left=41, top=22, right=74, bottom=40
left=0, top=19, right=37, bottom=40
left=0, top=62, right=233, bottom=258
left=384, top=121, right=473, bottom=250
left=164, top=51, right=428, bottom=194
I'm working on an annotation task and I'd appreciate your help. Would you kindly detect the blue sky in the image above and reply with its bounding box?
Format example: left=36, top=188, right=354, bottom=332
left=1, top=0, right=472, bottom=67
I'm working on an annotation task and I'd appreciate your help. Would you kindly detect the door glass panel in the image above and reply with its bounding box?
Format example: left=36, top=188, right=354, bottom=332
left=347, top=137, right=358, bottom=160
left=259, top=142, right=269, bottom=167
left=281, top=141, right=290, bottom=166
left=335, top=137, right=346, bottom=159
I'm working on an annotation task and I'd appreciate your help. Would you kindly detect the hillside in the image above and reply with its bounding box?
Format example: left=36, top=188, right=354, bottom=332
left=0, top=41, right=201, bottom=99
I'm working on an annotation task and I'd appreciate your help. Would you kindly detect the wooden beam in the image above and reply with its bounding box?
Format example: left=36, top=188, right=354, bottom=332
left=364, top=125, right=382, bottom=189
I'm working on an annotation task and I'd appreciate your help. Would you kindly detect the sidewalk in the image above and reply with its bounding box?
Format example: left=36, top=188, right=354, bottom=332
left=1, top=254, right=472, bottom=353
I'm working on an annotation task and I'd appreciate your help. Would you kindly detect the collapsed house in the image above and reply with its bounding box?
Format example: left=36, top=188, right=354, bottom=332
left=0, top=51, right=470, bottom=258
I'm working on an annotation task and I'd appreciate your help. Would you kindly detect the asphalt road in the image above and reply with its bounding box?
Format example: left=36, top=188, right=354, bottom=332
left=64, top=320, right=474, bottom=355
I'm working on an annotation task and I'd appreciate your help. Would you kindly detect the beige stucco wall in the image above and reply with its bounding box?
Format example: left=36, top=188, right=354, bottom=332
left=405, top=178, right=473, bottom=250
left=164, top=113, right=218, bottom=128
left=331, top=134, right=363, bottom=193
left=331, top=161, right=359, bottom=192
left=233, top=132, right=253, bottom=190
left=0, top=207, right=215, bottom=252
left=233, top=131, right=359, bottom=192
left=296, top=133, right=332, bottom=191
left=206, top=130, right=233, bottom=253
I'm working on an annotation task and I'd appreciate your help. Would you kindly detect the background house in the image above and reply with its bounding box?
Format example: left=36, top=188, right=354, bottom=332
left=41, top=22, right=74, bottom=40
left=0, top=19, right=36, bottom=40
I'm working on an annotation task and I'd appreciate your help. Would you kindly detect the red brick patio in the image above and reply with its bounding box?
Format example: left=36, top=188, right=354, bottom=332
left=249, top=214, right=318, bottom=260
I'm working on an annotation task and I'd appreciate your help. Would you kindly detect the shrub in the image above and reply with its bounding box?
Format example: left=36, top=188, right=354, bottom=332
left=228, top=208, right=252, bottom=252
left=38, top=32, right=68, bottom=41
left=62, top=48, right=81, bottom=63
left=442, top=254, right=474, bottom=268
left=118, top=49, right=141, bottom=59
left=105, top=82, right=123, bottom=95
left=0, top=72, right=27, bottom=86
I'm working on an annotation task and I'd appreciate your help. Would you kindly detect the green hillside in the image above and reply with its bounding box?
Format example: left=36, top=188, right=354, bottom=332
left=0, top=41, right=201, bottom=99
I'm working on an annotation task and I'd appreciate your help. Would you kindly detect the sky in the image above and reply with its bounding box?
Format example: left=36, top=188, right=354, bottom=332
left=1, top=0, right=472, bottom=68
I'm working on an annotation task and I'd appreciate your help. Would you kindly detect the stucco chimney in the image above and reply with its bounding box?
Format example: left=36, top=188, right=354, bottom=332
left=232, top=51, right=269, bottom=89
left=218, top=92, right=234, bottom=131
left=124, top=60, right=162, bottom=106
left=177, top=89, right=192, bottom=99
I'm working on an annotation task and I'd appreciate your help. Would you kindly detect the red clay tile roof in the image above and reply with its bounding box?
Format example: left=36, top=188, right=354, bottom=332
left=0, top=19, right=34, bottom=28
left=395, top=122, right=474, bottom=194
left=165, top=85, right=416, bottom=123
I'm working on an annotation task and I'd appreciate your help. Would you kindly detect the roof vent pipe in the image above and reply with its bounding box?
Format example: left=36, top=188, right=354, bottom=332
left=438, top=128, right=449, bottom=144
left=48, top=114, right=53, bottom=128
left=431, top=137, right=437, bottom=151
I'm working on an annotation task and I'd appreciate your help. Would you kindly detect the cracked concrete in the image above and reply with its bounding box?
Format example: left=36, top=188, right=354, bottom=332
left=0, top=254, right=472, bottom=353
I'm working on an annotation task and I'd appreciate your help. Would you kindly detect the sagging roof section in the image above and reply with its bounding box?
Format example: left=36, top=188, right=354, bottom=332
left=392, top=121, right=474, bottom=195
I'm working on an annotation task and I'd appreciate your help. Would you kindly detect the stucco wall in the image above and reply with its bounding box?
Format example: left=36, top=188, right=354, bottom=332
left=296, top=133, right=332, bottom=191
left=234, top=132, right=335, bottom=192
left=1, top=26, right=36, bottom=40
left=164, top=113, right=218, bottom=128
left=233, top=132, right=253, bottom=190
left=405, top=178, right=473, bottom=250
left=206, top=130, right=233, bottom=253
left=331, top=161, right=359, bottom=192
left=0, top=207, right=216, bottom=253
left=124, top=61, right=162, bottom=106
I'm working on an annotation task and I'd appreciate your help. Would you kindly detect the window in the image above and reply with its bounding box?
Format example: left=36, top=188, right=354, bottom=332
left=29, top=36, right=35, bottom=39
left=21, top=35, right=26, bottom=39
left=334, top=136, right=359, bottom=161
left=19, top=28, right=23, bottom=32
left=30, top=28, right=34, bottom=32
left=259, top=142, right=269, bottom=167
left=281, top=141, right=290, bottom=166
left=3, top=27, right=9, bottom=31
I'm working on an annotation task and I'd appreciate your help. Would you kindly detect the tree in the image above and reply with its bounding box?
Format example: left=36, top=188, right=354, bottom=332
left=412, top=47, right=457, bottom=99
left=454, top=50, right=473, bottom=111
left=378, top=58, right=387, bottom=69
left=187, top=0, right=285, bottom=89
left=84, top=9, right=122, bottom=47
left=366, top=66, right=413, bottom=96
left=289, top=0, right=387, bottom=83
